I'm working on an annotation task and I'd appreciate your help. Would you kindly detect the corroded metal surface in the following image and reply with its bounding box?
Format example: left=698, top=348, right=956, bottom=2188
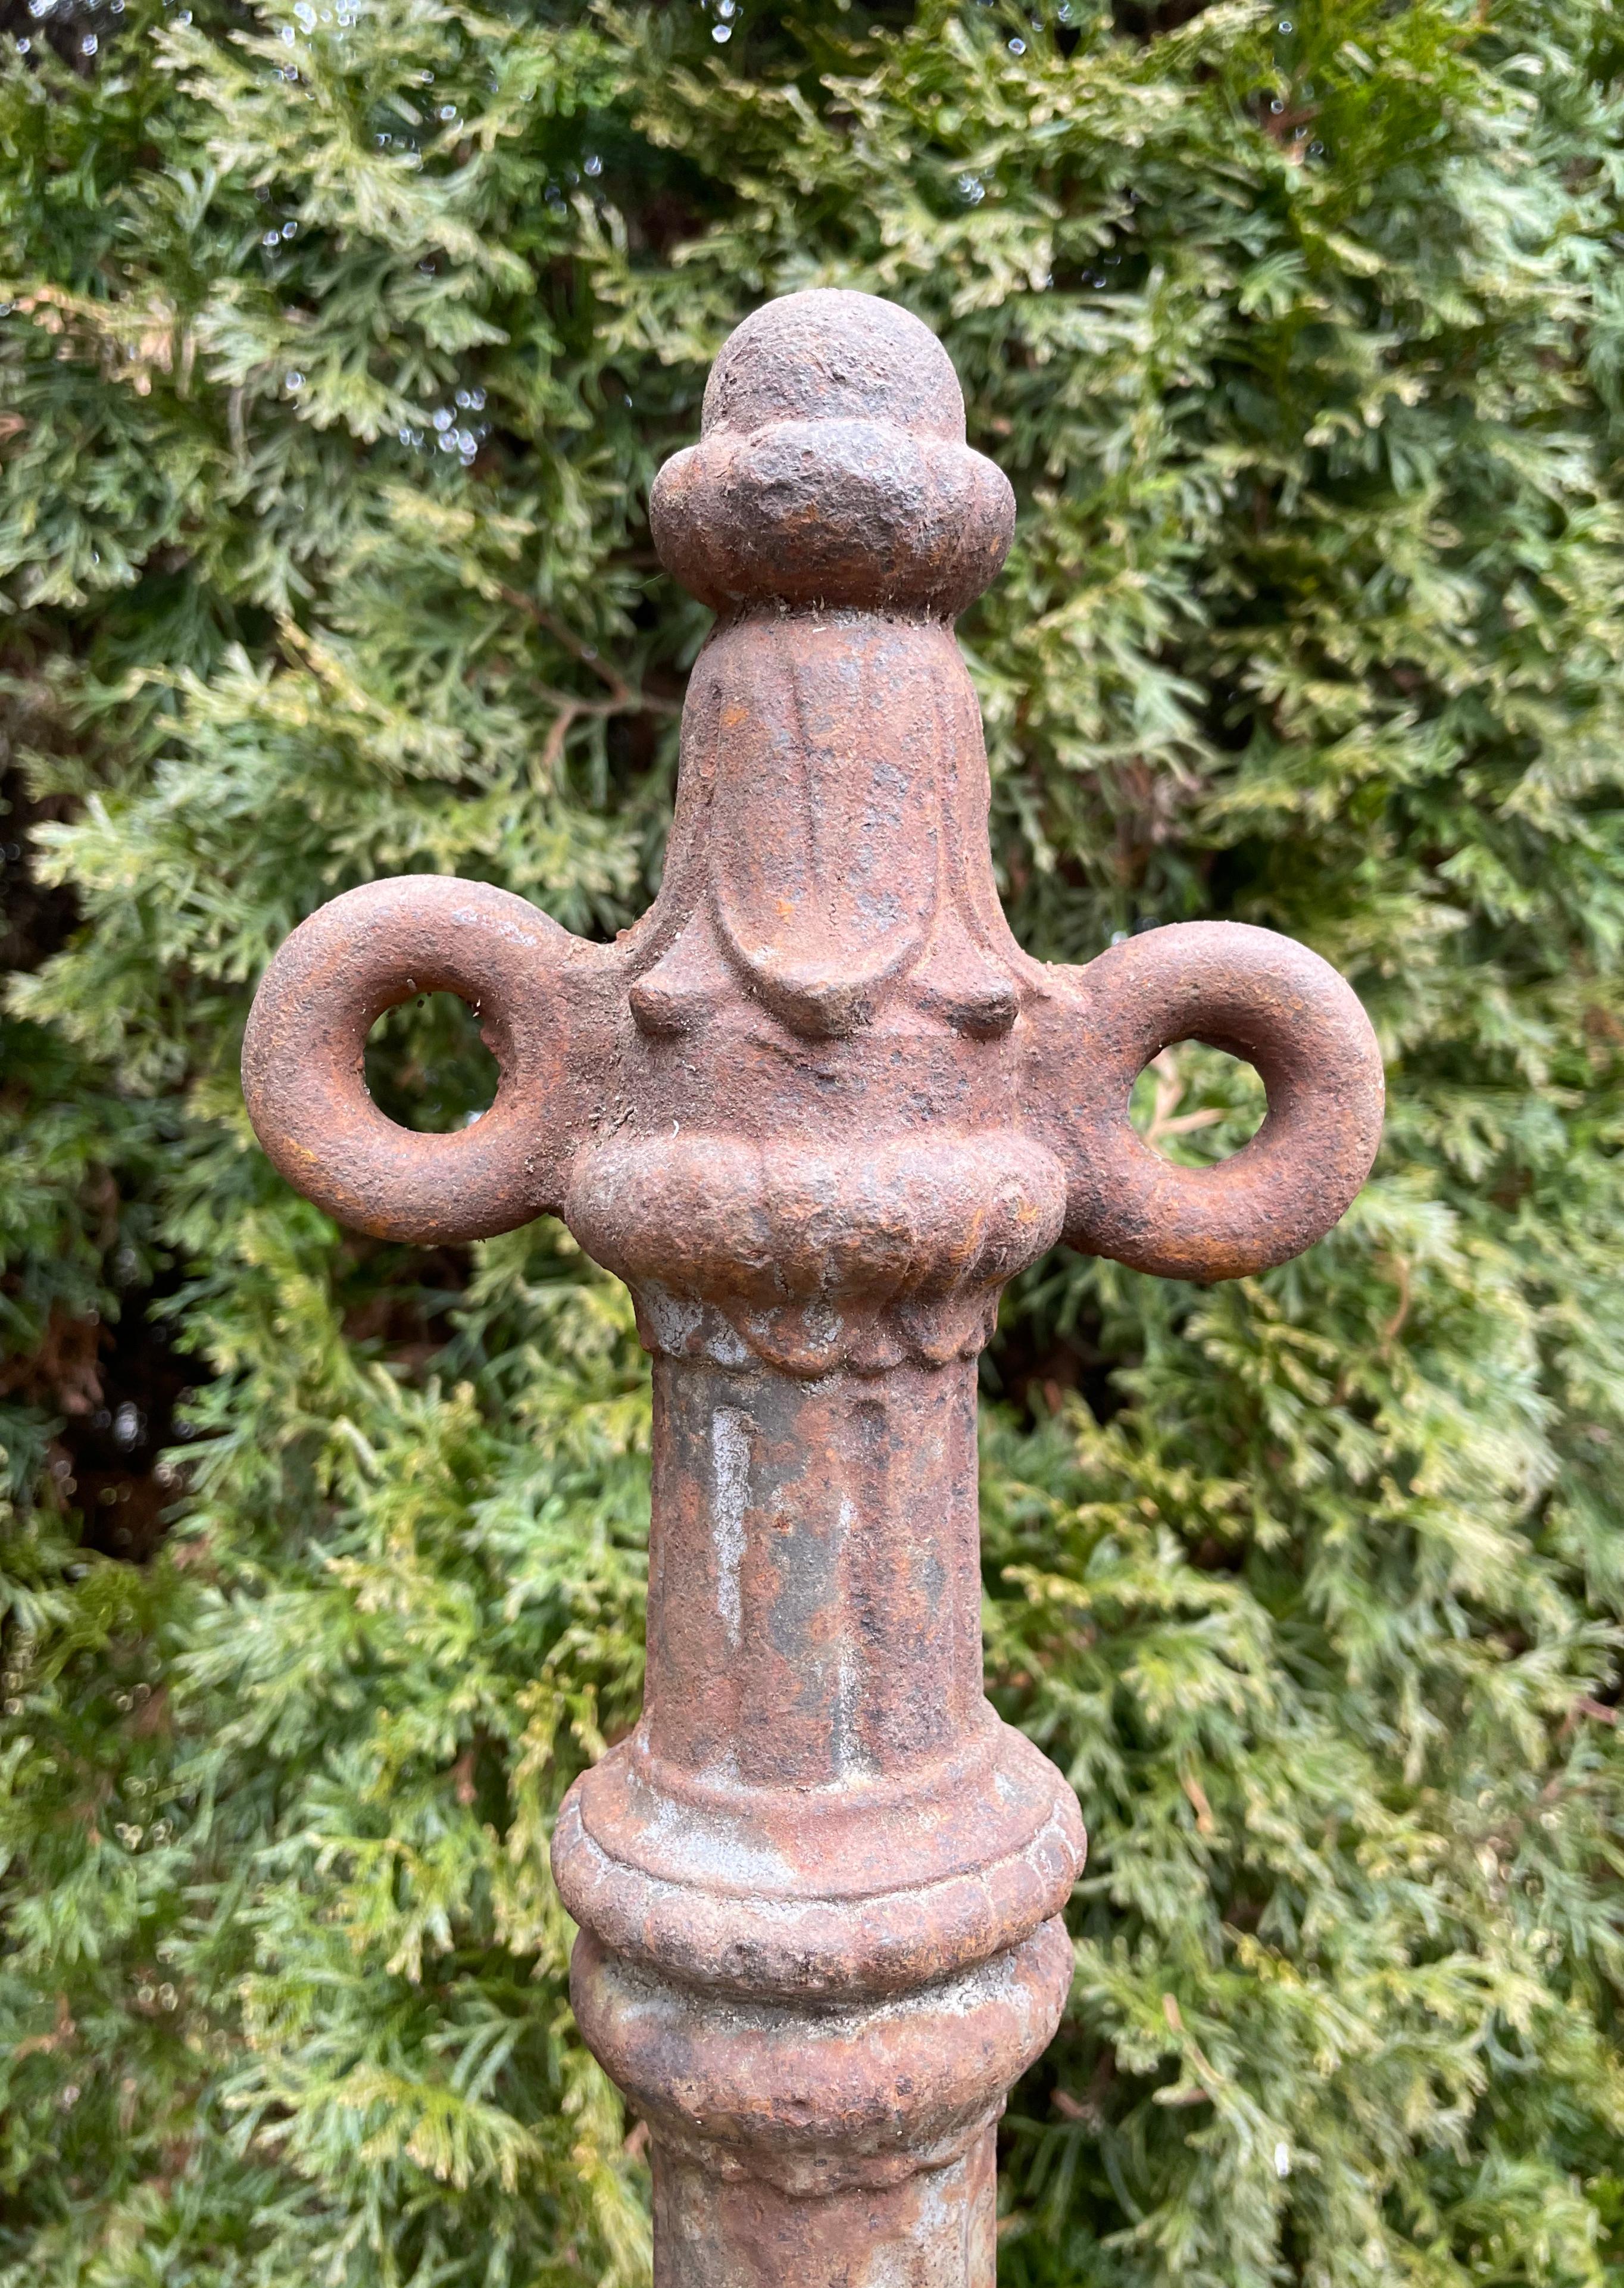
left=242, top=289, right=1385, bottom=2285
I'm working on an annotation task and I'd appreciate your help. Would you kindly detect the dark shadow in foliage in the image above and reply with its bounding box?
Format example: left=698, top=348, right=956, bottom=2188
left=0, top=748, right=199, bottom=1567
left=1111, top=0, right=1217, bottom=36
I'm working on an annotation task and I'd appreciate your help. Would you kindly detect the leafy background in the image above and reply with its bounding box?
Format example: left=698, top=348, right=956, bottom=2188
left=3, top=1, right=1624, bottom=2283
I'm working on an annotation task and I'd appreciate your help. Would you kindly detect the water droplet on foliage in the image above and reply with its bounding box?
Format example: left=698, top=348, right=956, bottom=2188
left=712, top=22, right=731, bottom=38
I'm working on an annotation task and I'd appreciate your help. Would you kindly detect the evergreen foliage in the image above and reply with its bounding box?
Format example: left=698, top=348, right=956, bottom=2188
left=2, top=1, right=1623, bottom=2282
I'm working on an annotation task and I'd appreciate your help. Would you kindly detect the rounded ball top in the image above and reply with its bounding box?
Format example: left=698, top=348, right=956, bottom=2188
left=653, top=289, right=1012, bottom=618
left=701, top=289, right=966, bottom=442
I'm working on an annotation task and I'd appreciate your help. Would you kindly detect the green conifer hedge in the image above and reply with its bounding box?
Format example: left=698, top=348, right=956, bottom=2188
left=4, top=1, right=1624, bottom=2281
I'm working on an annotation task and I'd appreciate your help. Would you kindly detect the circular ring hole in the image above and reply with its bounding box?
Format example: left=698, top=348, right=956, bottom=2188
left=1129, top=1042, right=1266, bottom=1166
left=363, top=991, right=498, bottom=1134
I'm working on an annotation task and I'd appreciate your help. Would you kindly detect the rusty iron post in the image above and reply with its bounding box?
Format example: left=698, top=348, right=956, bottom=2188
left=242, top=291, right=1385, bottom=2286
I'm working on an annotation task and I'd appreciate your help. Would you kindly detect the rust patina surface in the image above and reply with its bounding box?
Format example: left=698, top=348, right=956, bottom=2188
left=242, top=291, right=1385, bottom=2286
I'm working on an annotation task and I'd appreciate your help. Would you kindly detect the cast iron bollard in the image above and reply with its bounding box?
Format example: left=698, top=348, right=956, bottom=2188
left=242, top=291, right=1384, bottom=2286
